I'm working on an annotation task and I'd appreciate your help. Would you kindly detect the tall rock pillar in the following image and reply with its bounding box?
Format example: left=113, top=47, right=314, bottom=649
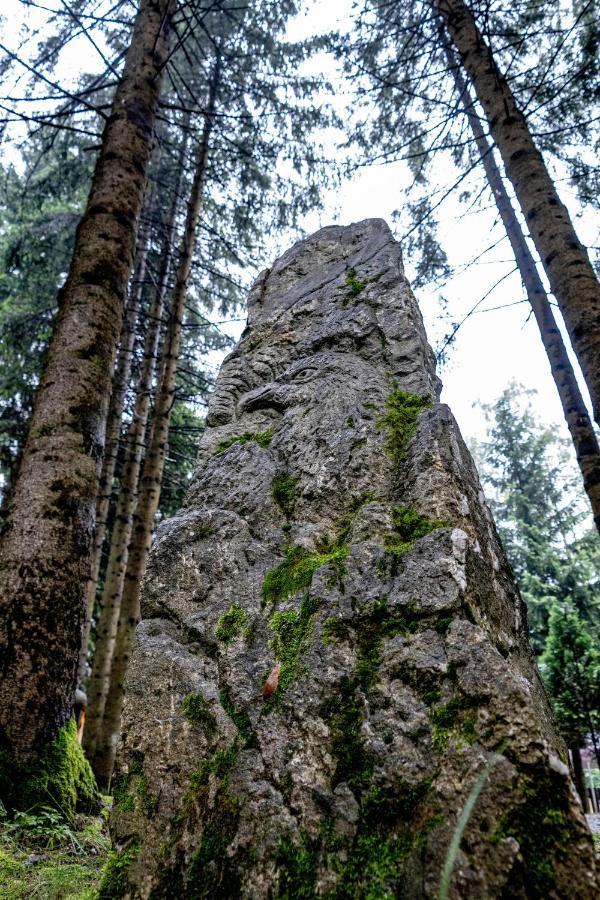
left=110, top=220, right=597, bottom=898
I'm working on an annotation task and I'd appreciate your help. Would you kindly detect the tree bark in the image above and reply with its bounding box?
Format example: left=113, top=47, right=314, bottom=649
left=92, top=60, right=220, bottom=786
left=76, top=188, right=155, bottom=695
left=434, top=0, right=600, bottom=428
left=0, top=0, right=175, bottom=761
left=441, top=28, right=600, bottom=534
left=571, top=746, right=589, bottom=811
left=83, top=127, right=189, bottom=764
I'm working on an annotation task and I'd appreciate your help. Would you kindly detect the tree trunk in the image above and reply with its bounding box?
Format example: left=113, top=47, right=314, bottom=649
left=441, top=28, right=600, bottom=535
left=92, top=61, right=220, bottom=786
left=83, top=128, right=189, bottom=764
left=76, top=188, right=155, bottom=695
left=434, top=0, right=600, bottom=428
left=0, top=0, right=174, bottom=762
left=571, top=746, right=589, bottom=811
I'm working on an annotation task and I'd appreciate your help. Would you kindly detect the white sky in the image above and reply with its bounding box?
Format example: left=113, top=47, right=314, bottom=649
left=1, top=0, right=597, bottom=450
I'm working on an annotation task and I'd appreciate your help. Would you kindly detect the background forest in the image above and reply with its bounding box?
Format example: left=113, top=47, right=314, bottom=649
left=0, top=0, right=599, bottom=896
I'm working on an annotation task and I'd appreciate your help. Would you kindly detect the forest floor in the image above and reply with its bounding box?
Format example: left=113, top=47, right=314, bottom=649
left=0, top=804, right=111, bottom=899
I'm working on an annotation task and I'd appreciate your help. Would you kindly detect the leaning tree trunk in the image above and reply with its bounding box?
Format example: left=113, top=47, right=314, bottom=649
left=0, top=0, right=175, bottom=767
left=109, top=218, right=598, bottom=897
left=440, top=29, right=600, bottom=533
left=92, top=62, right=220, bottom=786
left=77, top=187, right=155, bottom=694
left=434, top=0, right=600, bottom=428
left=83, top=129, right=190, bottom=764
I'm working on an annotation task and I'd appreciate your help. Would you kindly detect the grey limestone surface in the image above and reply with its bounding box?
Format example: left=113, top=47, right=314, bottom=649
left=110, top=219, right=598, bottom=898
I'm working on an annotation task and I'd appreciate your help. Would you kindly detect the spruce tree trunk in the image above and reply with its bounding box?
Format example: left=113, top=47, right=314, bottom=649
left=0, top=0, right=174, bottom=762
left=441, top=31, right=600, bottom=534
left=92, top=62, right=220, bottom=786
left=77, top=192, right=154, bottom=694
left=83, top=132, right=189, bottom=763
left=434, top=0, right=600, bottom=427
left=571, top=746, right=589, bottom=811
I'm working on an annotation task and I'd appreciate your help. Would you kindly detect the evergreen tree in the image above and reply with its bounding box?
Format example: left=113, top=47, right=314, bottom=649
left=540, top=603, right=600, bottom=770
left=0, top=132, right=93, bottom=516
left=476, top=383, right=600, bottom=652
left=0, top=0, right=175, bottom=804
left=337, top=0, right=600, bottom=521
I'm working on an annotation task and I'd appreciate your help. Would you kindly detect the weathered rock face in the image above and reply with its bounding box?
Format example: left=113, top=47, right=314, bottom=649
left=111, top=219, right=597, bottom=898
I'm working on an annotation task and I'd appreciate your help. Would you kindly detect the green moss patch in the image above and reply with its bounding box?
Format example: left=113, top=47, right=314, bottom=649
left=377, top=389, right=432, bottom=467
left=186, top=790, right=240, bottom=899
left=98, top=844, right=139, bottom=899
left=385, top=505, right=446, bottom=555
left=262, top=544, right=349, bottom=606
left=214, top=429, right=273, bottom=455
left=181, top=693, right=216, bottom=733
left=215, top=603, right=247, bottom=644
left=272, top=474, right=299, bottom=519
left=268, top=594, right=321, bottom=699
left=321, top=600, right=418, bottom=792
left=0, top=719, right=98, bottom=820
left=219, top=687, right=257, bottom=748
left=428, top=696, right=478, bottom=752
left=490, top=771, right=571, bottom=897
left=344, top=267, right=367, bottom=303
left=277, top=832, right=318, bottom=899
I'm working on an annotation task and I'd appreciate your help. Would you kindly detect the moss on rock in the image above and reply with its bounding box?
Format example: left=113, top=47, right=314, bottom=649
left=377, top=389, right=431, bottom=467
left=385, top=505, right=446, bottom=555
left=181, top=693, right=217, bottom=732
left=344, top=267, right=367, bottom=305
left=98, top=844, right=139, bottom=899
left=272, top=474, right=299, bottom=519
left=262, top=544, right=349, bottom=606
left=214, top=429, right=273, bottom=455
left=268, top=594, right=320, bottom=698
left=215, top=603, right=247, bottom=644
left=0, top=719, right=97, bottom=820
left=219, top=686, right=257, bottom=748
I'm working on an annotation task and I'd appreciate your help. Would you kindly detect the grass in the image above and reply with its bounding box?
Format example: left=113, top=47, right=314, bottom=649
left=0, top=803, right=110, bottom=899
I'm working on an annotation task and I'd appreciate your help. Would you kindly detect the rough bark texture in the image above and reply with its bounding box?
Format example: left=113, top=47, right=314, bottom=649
left=442, top=31, right=600, bottom=534
left=77, top=192, right=153, bottom=693
left=571, top=747, right=588, bottom=812
left=435, top=0, right=600, bottom=428
left=84, top=131, right=189, bottom=765
left=93, top=68, right=220, bottom=786
left=0, top=0, right=174, bottom=760
left=110, top=220, right=597, bottom=898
